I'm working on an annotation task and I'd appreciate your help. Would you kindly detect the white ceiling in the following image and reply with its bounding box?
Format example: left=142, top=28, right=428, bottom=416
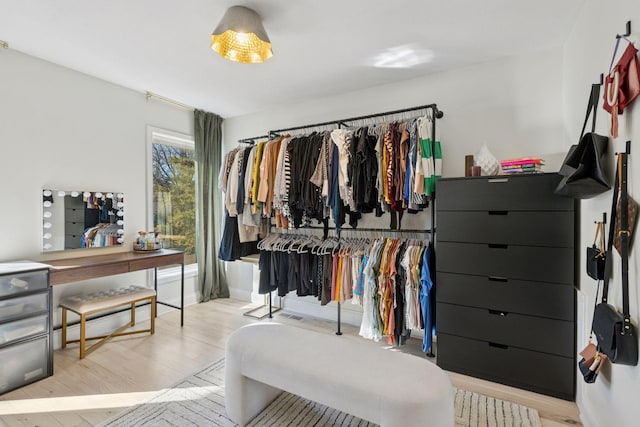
left=0, top=0, right=584, bottom=118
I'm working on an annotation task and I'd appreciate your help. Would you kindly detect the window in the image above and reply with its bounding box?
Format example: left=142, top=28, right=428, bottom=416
left=147, top=127, right=197, bottom=266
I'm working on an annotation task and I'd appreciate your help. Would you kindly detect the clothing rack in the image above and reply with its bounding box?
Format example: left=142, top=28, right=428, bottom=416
left=241, top=103, right=443, bottom=355
left=268, top=103, right=443, bottom=136
left=237, top=135, right=269, bottom=144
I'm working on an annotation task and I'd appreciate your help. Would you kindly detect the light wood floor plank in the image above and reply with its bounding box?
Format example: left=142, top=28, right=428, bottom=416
left=0, top=298, right=581, bottom=426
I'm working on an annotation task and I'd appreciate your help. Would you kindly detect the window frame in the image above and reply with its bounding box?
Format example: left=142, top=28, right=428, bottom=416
left=146, top=125, right=198, bottom=280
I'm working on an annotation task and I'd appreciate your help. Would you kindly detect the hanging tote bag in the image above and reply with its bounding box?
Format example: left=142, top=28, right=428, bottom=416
left=603, top=41, right=640, bottom=138
left=592, top=150, right=638, bottom=366
left=555, top=84, right=611, bottom=199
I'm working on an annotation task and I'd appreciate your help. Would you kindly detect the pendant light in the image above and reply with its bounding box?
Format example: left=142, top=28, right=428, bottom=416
left=211, top=5, right=273, bottom=64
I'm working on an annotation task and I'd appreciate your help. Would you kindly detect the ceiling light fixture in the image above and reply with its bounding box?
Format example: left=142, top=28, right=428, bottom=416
left=211, top=5, right=273, bottom=64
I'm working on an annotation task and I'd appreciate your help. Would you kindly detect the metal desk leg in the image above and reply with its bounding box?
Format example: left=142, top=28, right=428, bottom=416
left=180, top=262, right=184, bottom=327
left=154, top=267, right=158, bottom=318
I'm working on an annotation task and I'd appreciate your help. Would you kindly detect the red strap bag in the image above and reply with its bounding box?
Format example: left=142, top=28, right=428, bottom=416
left=603, top=42, right=640, bottom=138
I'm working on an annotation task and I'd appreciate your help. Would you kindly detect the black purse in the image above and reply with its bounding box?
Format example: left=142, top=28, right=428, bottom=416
left=586, top=220, right=606, bottom=280
left=555, top=84, right=611, bottom=199
left=592, top=149, right=638, bottom=366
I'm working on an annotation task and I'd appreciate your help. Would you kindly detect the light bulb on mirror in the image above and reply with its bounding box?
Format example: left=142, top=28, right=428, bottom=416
left=83, top=192, right=90, bottom=198
left=117, top=229, right=124, bottom=235
left=43, top=222, right=52, bottom=229
left=95, top=192, right=103, bottom=198
left=71, top=191, right=79, bottom=197
left=43, top=201, right=52, bottom=208
left=106, top=193, right=114, bottom=198
left=117, top=210, right=124, bottom=217
left=117, top=237, right=124, bottom=244
left=57, top=191, right=66, bottom=197
left=43, top=190, right=52, bottom=197
left=43, top=211, right=52, bottom=218
left=117, top=193, right=124, bottom=199
left=117, top=201, right=124, bottom=208
left=43, top=233, right=52, bottom=240
left=117, top=220, right=124, bottom=226
left=43, top=243, right=52, bottom=250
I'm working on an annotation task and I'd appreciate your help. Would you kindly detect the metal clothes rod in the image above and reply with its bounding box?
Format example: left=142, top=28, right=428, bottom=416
left=275, top=225, right=433, bottom=234
left=238, top=135, right=269, bottom=144
left=145, top=91, right=195, bottom=111
left=269, top=103, right=444, bottom=135
left=337, top=227, right=433, bottom=234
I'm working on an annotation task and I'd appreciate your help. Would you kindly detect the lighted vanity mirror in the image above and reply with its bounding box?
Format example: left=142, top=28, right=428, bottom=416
left=42, top=189, right=124, bottom=252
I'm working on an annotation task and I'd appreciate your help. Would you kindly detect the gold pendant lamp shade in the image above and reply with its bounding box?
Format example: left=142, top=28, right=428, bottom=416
left=211, top=5, right=273, bottom=64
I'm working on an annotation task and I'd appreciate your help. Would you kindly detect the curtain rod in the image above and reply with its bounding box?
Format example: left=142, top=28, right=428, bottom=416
left=268, top=103, right=444, bottom=135
left=145, top=91, right=194, bottom=111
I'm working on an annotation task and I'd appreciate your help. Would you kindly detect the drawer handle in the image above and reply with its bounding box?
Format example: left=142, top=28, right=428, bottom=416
left=488, top=342, right=509, bottom=350
left=488, top=211, right=508, bottom=216
left=488, top=276, right=508, bottom=282
left=489, top=309, right=509, bottom=317
left=488, top=244, right=508, bottom=249
left=488, top=178, right=509, bottom=183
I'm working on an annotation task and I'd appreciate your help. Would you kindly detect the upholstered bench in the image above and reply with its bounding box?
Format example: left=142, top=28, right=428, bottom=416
left=60, top=285, right=156, bottom=359
left=225, top=323, right=454, bottom=426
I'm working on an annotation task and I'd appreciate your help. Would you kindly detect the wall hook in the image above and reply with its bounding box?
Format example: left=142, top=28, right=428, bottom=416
left=616, top=21, right=632, bottom=39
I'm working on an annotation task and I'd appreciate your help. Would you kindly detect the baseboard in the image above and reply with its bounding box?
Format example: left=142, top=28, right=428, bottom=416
left=280, top=297, right=363, bottom=327
left=229, top=288, right=252, bottom=302
left=577, top=400, right=597, bottom=427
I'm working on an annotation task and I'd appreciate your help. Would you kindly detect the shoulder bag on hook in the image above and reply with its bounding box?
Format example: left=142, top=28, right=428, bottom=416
left=555, top=83, right=611, bottom=199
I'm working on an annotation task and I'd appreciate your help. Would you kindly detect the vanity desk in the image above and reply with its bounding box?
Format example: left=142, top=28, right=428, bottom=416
left=44, top=249, right=185, bottom=326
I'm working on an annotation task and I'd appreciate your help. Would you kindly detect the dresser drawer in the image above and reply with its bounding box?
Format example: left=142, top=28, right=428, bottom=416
left=436, top=272, right=575, bottom=321
left=436, top=174, right=573, bottom=211
left=0, top=314, right=49, bottom=346
left=436, top=211, right=574, bottom=247
left=437, top=303, right=574, bottom=357
left=65, top=234, right=83, bottom=249
left=437, top=242, right=574, bottom=284
left=0, top=335, right=51, bottom=395
left=436, top=333, right=574, bottom=400
left=0, top=270, right=49, bottom=298
left=65, top=220, right=85, bottom=233
left=65, top=207, right=85, bottom=222
left=0, top=292, right=49, bottom=323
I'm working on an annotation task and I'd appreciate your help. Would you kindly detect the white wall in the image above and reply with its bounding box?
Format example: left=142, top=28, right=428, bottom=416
left=0, top=48, right=197, bottom=338
left=563, top=1, right=640, bottom=426
left=223, top=47, right=568, bottom=323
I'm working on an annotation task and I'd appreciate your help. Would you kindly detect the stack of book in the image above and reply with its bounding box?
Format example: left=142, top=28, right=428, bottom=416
left=500, top=157, right=544, bottom=175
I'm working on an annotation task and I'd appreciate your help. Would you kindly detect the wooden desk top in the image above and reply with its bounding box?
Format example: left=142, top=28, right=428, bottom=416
left=44, top=249, right=185, bottom=286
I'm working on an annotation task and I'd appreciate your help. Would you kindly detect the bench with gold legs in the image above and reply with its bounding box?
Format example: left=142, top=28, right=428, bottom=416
left=60, top=286, right=156, bottom=359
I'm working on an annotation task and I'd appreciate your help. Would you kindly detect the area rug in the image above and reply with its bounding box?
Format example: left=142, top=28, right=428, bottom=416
left=98, top=358, right=542, bottom=427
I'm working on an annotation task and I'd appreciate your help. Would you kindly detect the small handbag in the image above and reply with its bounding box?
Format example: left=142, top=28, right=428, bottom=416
left=603, top=41, right=640, bottom=138
left=555, top=83, right=611, bottom=199
left=579, top=279, right=608, bottom=383
left=586, top=221, right=606, bottom=280
left=579, top=342, right=607, bottom=383
left=592, top=150, right=638, bottom=366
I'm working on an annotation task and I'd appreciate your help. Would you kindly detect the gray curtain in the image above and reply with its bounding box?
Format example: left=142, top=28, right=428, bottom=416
left=194, top=109, right=228, bottom=301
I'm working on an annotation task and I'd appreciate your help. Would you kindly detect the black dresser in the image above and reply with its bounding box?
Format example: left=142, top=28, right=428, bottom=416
left=435, top=173, right=576, bottom=400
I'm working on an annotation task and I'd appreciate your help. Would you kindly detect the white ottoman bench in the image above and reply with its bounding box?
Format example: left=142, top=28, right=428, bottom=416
left=60, top=285, right=156, bottom=359
left=225, top=323, right=454, bottom=426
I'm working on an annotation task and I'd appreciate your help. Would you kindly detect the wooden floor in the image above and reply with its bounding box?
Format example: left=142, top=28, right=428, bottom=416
left=0, top=299, right=581, bottom=427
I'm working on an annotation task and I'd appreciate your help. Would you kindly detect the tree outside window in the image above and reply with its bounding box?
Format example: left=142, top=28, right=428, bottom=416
left=152, top=142, right=197, bottom=265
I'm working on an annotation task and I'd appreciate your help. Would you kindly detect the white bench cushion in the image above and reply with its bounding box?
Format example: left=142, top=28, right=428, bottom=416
left=60, top=286, right=156, bottom=314
left=225, top=322, right=454, bottom=427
